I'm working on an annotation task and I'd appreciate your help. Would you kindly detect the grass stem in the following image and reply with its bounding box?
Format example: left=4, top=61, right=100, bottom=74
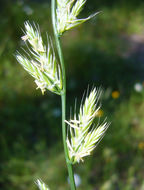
left=51, top=0, right=76, bottom=189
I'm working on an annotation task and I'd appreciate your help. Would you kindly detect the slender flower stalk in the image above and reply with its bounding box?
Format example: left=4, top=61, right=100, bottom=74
left=52, top=0, right=76, bottom=189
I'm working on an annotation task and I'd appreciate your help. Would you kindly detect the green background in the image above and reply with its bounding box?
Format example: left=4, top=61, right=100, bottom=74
left=1, top=0, right=144, bottom=189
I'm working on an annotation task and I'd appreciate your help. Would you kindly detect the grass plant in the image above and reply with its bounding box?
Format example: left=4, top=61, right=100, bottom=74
left=16, top=0, right=109, bottom=189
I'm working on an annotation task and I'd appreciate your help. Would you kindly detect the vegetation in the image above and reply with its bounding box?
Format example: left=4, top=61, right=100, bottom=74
left=0, top=0, right=144, bottom=189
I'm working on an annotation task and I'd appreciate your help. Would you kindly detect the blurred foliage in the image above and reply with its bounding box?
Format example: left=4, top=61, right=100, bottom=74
left=1, top=0, right=144, bottom=190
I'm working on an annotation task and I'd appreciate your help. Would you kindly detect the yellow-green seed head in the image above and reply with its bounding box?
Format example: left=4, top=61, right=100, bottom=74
left=56, top=0, right=99, bottom=35
left=66, top=88, right=110, bottom=163
left=36, top=179, right=50, bottom=190
left=16, top=21, right=62, bottom=95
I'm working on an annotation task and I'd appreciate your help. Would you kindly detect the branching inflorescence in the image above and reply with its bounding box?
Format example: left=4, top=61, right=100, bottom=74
left=16, top=22, right=62, bottom=95
left=66, top=88, right=109, bottom=164
left=56, top=0, right=99, bottom=35
left=16, top=0, right=109, bottom=190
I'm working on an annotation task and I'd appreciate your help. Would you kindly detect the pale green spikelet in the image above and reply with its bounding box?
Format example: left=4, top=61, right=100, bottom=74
left=56, top=0, right=99, bottom=35
left=36, top=179, right=50, bottom=190
left=66, top=88, right=110, bottom=164
left=22, top=21, right=45, bottom=53
left=16, top=21, right=62, bottom=95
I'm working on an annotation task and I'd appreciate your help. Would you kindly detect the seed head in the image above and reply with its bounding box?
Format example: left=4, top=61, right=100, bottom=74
left=66, top=88, right=110, bottom=163
left=36, top=179, right=50, bottom=190
left=16, top=21, right=62, bottom=95
left=56, top=0, right=99, bottom=35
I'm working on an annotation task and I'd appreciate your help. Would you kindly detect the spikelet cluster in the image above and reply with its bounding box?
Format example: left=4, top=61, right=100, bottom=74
left=36, top=179, right=50, bottom=190
left=66, top=88, right=109, bottom=164
left=16, top=22, right=62, bottom=95
left=56, top=0, right=99, bottom=35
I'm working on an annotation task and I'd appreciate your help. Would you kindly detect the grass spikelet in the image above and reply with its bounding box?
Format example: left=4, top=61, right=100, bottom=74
left=36, top=179, right=50, bottom=190
left=16, top=21, right=62, bottom=95
left=56, top=0, right=99, bottom=34
left=66, top=88, right=110, bottom=163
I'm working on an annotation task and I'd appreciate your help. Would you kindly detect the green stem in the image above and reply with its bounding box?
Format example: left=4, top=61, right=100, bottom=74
left=51, top=1, right=76, bottom=190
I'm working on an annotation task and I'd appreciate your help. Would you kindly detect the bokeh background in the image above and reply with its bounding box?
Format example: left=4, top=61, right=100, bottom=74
left=1, top=0, right=144, bottom=189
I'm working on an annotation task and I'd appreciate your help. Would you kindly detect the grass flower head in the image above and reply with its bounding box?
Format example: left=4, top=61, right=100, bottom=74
left=66, top=88, right=109, bottom=163
left=56, top=0, right=99, bottom=35
left=16, top=21, right=62, bottom=95
left=36, top=179, right=50, bottom=190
